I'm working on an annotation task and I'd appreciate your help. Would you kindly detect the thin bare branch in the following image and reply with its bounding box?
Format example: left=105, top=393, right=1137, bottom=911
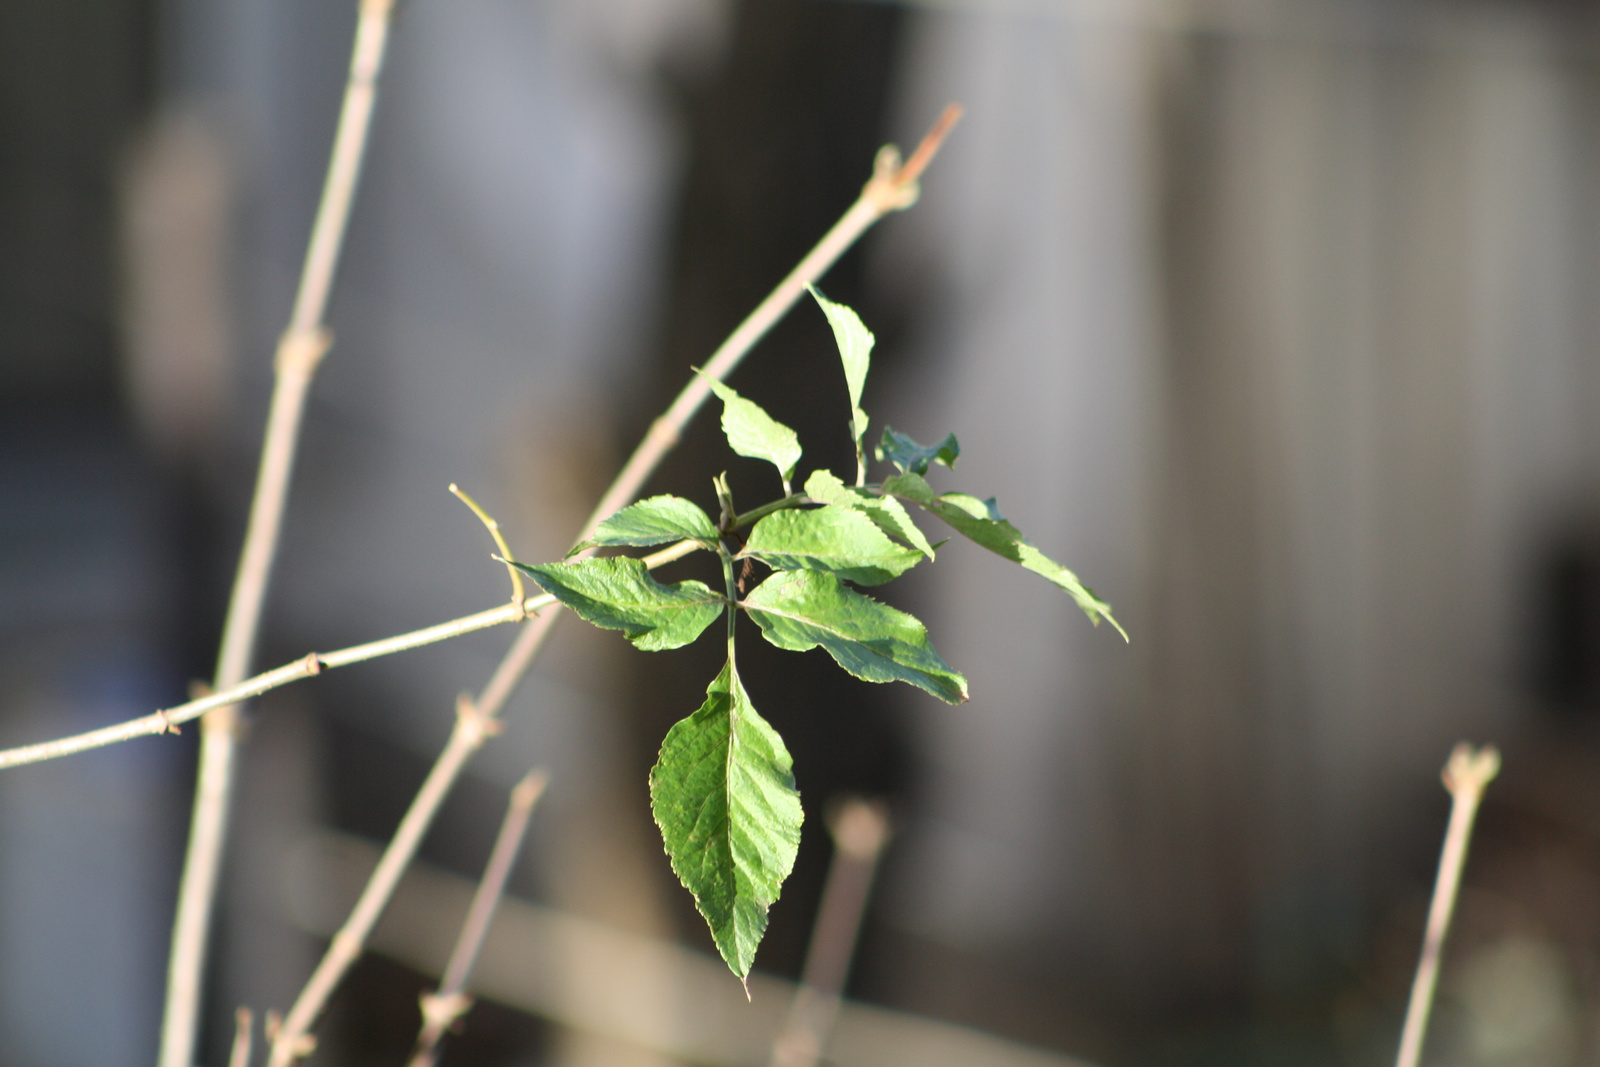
left=450, top=483, right=526, bottom=617
left=0, top=541, right=700, bottom=771
left=159, top=0, right=401, bottom=1060
left=1394, top=742, right=1501, bottom=1067
left=770, top=799, right=892, bottom=1067
left=266, top=109, right=962, bottom=1065
left=409, top=771, right=548, bottom=1067
left=230, top=1007, right=255, bottom=1067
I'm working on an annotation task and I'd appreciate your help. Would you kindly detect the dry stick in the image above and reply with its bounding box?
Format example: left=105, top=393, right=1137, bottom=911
left=0, top=540, right=699, bottom=772
left=229, top=1008, right=255, bottom=1067
left=1394, top=742, right=1501, bottom=1067
left=770, top=799, right=892, bottom=1067
left=408, top=771, right=548, bottom=1067
left=265, top=106, right=964, bottom=1067
left=159, top=3, right=398, bottom=1063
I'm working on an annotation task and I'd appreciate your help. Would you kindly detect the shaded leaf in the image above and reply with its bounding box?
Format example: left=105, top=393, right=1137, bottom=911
left=650, top=660, right=802, bottom=979
left=512, top=558, right=724, bottom=650
left=803, top=469, right=934, bottom=558
left=575, top=495, right=718, bottom=554
left=743, top=569, right=967, bottom=702
left=875, top=427, right=959, bottom=476
left=741, top=504, right=922, bottom=586
left=699, top=373, right=802, bottom=487
left=808, top=285, right=872, bottom=445
left=884, top=472, right=1127, bottom=639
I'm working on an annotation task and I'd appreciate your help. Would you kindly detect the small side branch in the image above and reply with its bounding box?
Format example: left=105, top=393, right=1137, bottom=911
left=451, top=483, right=526, bottom=618
left=0, top=540, right=701, bottom=772
left=1394, top=742, right=1501, bottom=1067
left=409, top=770, right=548, bottom=1067
left=229, top=1007, right=254, bottom=1067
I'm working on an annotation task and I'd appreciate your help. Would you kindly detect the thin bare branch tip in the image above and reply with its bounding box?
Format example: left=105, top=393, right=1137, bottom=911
left=1442, top=742, right=1500, bottom=797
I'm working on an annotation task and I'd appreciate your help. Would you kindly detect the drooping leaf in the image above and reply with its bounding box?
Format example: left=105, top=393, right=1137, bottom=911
left=875, top=427, right=960, bottom=476
left=574, top=495, right=718, bottom=554
left=743, top=569, right=968, bottom=702
left=807, top=285, right=872, bottom=446
left=741, top=504, right=923, bottom=586
left=698, top=373, right=803, bottom=488
left=650, top=660, right=802, bottom=979
left=802, top=469, right=934, bottom=558
left=512, top=558, right=724, bottom=650
left=884, top=472, right=1127, bottom=639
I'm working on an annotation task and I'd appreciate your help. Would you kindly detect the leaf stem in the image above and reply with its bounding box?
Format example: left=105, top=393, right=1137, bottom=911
left=731, top=493, right=809, bottom=531
left=408, top=770, right=547, bottom=1067
left=159, top=3, right=397, bottom=1063
left=1394, top=743, right=1501, bottom=1067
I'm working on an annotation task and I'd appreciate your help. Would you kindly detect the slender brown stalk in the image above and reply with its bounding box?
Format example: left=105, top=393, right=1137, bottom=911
left=0, top=543, right=698, bottom=772
left=409, top=771, right=547, bottom=1067
left=265, top=108, right=962, bottom=1065
left=159, top=4, right=398, bottom=1063
left=770, top=799, right=891, bottom=1067
left=229, top=1008, right=255, bottom=1067
left=1394, top=743, right=1501, bottom=1067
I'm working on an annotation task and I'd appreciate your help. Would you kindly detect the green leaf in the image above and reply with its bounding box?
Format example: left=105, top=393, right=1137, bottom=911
left=884, top=472, right=1127, bottom=639
left=808, top=285, right=872, bottom=445
left=575, top=495, right=718, bottom=553
left=698, top=373, right=803, bottom=488
left=741, top=504, right=923, bottom=586
left=876, top=427, right=960, bottom=476
left=803, top=469, right=935, bottom=558
left=743, top=569, right=968, bottom=702
left=650, top=660, right=802, bottom=979
left=512, top=558, right=724, bottom=650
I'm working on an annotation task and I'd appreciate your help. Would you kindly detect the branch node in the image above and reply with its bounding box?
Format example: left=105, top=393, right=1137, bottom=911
left=274, top=326, right=333, bottom=379
left=454, top=693, right=503, bottom=744
left=156, top=709, right=182, bottom=736
left=419, top=991, right=473, bottom=1034
left=863, top=103, right=963, bottom=216
left=303, top=651, right=325, bottom=676
left=1442, top=742, right=1500, bottom=799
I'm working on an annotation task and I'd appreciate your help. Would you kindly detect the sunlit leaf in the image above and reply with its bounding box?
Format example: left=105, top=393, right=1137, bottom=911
left=744, top=569, right=967, bottom=702
left=512, top=558, right=724, bottom=650
left=741, top=504, right=922, bottom=586
left=808, top=285, right=872, bottom=446
left=803, top=469, right=934, bottom=558
left=699, top=373, right=802, bottom=488
left=650, top=660, right=802, bottom=979
left=884, top=472, right=1126, bottom=639
left=575, top=495, right=718, bottom=554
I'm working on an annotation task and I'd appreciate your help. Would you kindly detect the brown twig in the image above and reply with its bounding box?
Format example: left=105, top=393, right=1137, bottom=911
left=265, top=107, right=962, bottom=1065
left=408, top=771, right=548, bottom=1067
left=770, top=799, right=891, bottom=1067
left=1394, top=742, right=1501, bottom=1067
left=229, top=1007, right=255, bottom=1067
left=158, top=0, right=396, bottom=1057
left=0, top=541, right=701, bottom=771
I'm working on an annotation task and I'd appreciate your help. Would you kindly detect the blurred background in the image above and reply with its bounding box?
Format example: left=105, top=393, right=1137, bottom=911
left=7, top=0, right=1600, bottom=1064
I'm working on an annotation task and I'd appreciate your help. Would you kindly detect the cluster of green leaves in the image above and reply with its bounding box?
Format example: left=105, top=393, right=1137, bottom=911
left=510, top=286, right=1123, bottom=982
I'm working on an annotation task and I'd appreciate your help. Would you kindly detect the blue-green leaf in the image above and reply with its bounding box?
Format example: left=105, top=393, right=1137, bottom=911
left=884, top=472, right=1126, bottom=639
left=699, top=373, right=803, bottom=489
left=743, top=569, right=967, bottom=702
left=650, top=660, right=802, bottom=979
left=512, top=558, right=724, bottom=650
left=741, top=504, right=923, bottom=586
left=575, top=495, right=718, bottom=554
left=808, top=285, right=872, bottom=446
left=875, top=427, right=959, bottom=476
left=803, top=469, right=935, bottom=558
